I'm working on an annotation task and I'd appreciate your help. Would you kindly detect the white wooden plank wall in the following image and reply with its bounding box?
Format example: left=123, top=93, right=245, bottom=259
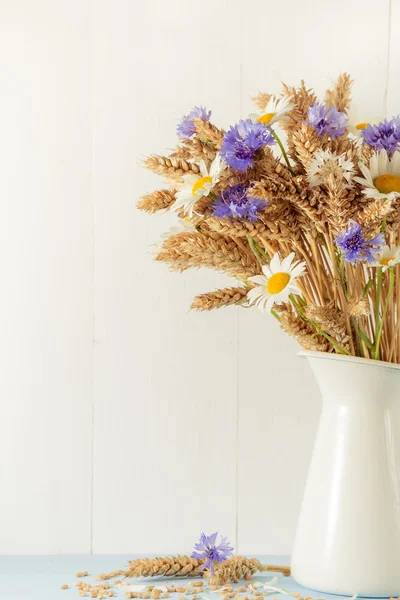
left=0, top=0, right=395, bottom=554
left=0, top=1, right=93, bottom=553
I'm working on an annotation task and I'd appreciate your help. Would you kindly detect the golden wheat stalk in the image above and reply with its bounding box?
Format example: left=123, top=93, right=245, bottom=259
left=144, top=155, right=200, bottom=180
left=193, top=118, right=224, bottom=147
left=251, top=92, right=272, bottom=111
left=324, top=72, right=353, bottom=113
left=305, top=302, right=351, bottom=354
left=191, top=287, right=249, bottom=311
left=280, top=307, right=329, bottom=352
left=137, top=190, right=176, bottom=213
left=156, top=233, right=261, bottom=280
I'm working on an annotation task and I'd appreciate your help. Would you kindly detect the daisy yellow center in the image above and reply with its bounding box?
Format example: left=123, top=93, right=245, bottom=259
left=355, top=122, right=369, bottom=130
left=374, top=174, right=400, bottom=194
left=192, top=176, right=212, bottom=196
left=258, top=112, right=276, bottom=125
left=380, top=257, right=395, bottom=266
left=267, top=272, right=290, bottom=295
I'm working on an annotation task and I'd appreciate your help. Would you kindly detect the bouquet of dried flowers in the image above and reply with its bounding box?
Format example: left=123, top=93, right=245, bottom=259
left=138, top=74, right=400, bottom=363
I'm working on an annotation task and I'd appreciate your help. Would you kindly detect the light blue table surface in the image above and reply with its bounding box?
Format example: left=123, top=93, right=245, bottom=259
left=0, top=554, right=362, bottom=600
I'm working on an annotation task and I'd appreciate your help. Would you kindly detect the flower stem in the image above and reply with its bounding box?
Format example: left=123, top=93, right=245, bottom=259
left=247, top=236, right=264, bottom=266
left=253, top=241, right=270, bottom=262
left=271, top=130, right=295, bottom=175
left=374, top=267, right=383, bottom=351
left=289, top=294, right=305, bottom=314
left=374, top=268, right=395, bottom=360
left=271, top=309, right=280, bottom=321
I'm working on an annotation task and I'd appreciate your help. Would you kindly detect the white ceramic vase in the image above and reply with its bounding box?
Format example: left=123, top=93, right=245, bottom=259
left=291, top=351, right=400, bottom=597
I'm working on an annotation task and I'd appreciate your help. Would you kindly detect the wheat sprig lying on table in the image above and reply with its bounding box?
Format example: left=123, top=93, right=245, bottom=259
left=124, top=555, right=290, bottom=582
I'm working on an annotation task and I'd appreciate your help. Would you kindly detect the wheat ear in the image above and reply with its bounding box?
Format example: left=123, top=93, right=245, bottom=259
left=125, top=556, right=205, bottom=578
left=191, top=287, right=248, bottom=311
left=137, top=190, right=176, bottom=213
left=204, top=557, right=291, bottom=584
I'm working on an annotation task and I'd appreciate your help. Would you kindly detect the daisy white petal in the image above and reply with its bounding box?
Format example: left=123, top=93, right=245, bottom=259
left=261, top=264, right=272, bottom=278
left=378, top=149, right=389, bottom=174
left=269, top=253, right=282, bottom=274
left=265, top=296, right=276, bottom=312
left=391, top=151, right=400, bottom=174
left=290, top=264, right=306, bottom=279
left=209, top=153, right=225, bottom=180
left=248, top=275, right=268, bottom=286
left=199, top=159, right=208, bottom=178
left=356, top=150, right=400, bottom=201
left=249, top=95, right=295, bottom=127
left=280, top=252, right=296, bottom=271
left=369, top=244, right=400, bottom=271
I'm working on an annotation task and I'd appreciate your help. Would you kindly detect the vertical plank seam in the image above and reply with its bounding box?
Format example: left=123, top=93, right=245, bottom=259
left=383, top=0, right=392, bottom=117
left=235, top=306, right=240, bottom=553
left=90, top=0, right=96, bottom=554
left=236, top=61, right=244, bottom=554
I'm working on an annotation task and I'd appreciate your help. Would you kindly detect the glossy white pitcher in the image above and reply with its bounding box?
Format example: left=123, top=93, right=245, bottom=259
left=291, top=351, right=400, bottom=597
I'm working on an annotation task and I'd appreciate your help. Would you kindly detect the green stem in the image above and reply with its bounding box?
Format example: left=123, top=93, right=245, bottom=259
left=374, top=268, right=395, bottom=360
left=353, top=321, right=374, bottom=356
left=271, top=130, right=295, bottom=175
left=374, top=267, right=383, bottom=347
left=318, top=330, right=350, bottom=355
left=253, top=241, right=270, bottom=262
left=289, top=294, right=305, bottom=314
left=247, top=236, right=264, bottom=266
left=271, top=309, right=280, bottom=322
left=362, top=279, right=374, bottom=298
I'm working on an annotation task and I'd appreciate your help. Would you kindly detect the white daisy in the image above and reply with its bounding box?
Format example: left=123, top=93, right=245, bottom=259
left=247, top=252, right=306, bottom=313
left=307, top=149, right=355, bottom=188
left=171, top=154, right=225, bottom=218
left=347, top=107, right=383, bottom=137
left=355, top=149, right=400, bottom=200
left=161, top=217, right=197, bottom=240
left=249, top=95, right=294, bottom=127
left=369, top=245, right=400, bottom=271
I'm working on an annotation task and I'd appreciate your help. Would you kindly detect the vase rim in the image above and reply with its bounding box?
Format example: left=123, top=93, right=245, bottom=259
left=298, top=350, right=400, bottom=371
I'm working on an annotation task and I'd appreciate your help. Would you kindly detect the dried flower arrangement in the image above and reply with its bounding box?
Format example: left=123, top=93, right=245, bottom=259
left=138, top=73, right=400, bottom=363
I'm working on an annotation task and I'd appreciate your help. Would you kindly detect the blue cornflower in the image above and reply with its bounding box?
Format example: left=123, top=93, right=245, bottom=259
left=220, top=119, right=276, bottom=171
left=191, top=532, right=234, bottom=574
left=361, top=117, right=400, bottom=154
left=212, top=184, right=267, bottom=221
left=177, top=106, right=212, bottom=139
left=307, top=102, right=348, bottom=139
left=335, top=220, right=384, bottom=265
